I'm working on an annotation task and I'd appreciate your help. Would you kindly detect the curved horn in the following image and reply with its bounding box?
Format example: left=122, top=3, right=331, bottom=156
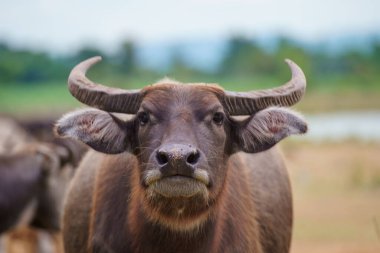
left=68, top=56, right=142, bottom=114
left=223, top=59, right=306, bottom=115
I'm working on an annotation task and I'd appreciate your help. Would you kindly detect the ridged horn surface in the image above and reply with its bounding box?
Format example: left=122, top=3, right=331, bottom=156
left=223, top=59, right=306, bottom=115
left=68, top=56, right=142, bottom=114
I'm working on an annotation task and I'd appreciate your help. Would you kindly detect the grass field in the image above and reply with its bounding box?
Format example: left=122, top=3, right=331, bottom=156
left=282, top=140, right=380, bottom=253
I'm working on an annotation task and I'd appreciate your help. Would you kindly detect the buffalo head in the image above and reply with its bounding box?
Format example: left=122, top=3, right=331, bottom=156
left=56, top=57, right=307, bottom=230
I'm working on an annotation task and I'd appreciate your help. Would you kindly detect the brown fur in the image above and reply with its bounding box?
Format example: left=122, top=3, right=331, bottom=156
left=63, top=149, right=291, bottom=253
left=59, top=83, right=306, bottom=253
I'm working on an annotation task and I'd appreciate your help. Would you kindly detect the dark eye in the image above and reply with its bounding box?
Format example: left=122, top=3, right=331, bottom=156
left=212, top=112, right=224, bottom=125
left=138, top=112, right=150, bottom=126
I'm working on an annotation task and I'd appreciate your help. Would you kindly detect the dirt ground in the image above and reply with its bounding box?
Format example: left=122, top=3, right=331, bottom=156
left=281, top=140, right=380, bottom=253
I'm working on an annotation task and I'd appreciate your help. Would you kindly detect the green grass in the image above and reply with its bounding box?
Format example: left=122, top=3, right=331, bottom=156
left=0, top=82, right=80, bottom=117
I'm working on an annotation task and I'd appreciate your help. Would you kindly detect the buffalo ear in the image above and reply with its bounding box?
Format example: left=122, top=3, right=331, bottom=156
left=55, top=109, right=133, bottom=154
left=232, top=107, right=307, bottom=153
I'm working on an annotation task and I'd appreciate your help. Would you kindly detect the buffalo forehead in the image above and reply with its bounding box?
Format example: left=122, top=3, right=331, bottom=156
left=142, top=84, right=223, bottom=114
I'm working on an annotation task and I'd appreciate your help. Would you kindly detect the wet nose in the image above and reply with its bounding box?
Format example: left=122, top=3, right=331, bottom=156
left=155, top=144, right=200, bottom=176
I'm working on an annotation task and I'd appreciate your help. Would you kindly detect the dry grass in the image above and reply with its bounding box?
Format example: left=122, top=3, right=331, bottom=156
left=294, top=91, right=380, bottom=113
left=281, top=140, right=380, bottom=253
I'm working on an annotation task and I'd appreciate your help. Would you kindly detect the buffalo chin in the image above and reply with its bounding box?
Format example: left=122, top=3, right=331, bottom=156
left=149, top=176, right=208, bottom=198
left=143, top=176, right=211, bottom=231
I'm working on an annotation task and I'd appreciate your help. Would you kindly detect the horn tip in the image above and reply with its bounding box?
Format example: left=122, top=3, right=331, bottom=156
left=284, top=58, right=306, bottom=82
left=284, top=58, right=294, bottom=65
left=82, top=56, right=102, bottom=66
left=90, top=56, right=102, bottom=63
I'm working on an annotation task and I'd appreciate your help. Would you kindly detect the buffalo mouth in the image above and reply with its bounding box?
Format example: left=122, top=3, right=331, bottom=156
left=143, top=169, right=210, bottom=198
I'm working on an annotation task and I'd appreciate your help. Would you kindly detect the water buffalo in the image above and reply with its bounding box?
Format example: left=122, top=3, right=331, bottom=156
left=56, top=56, right=307, bottom=253
left=0, top=143, right=68, bottom=234
left=0, top=117, right=87, bottom=253
left=0, top=117, right=33, bottom=155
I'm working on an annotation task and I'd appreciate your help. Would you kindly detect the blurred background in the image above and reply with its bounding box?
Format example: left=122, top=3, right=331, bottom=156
left=0, top=0, right=379, bottom=252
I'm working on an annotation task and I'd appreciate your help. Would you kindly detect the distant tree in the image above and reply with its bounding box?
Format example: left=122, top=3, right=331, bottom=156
left=118, top=41, right=137, bottom=74
left=339, top=46, right=372, bottom=81
left=168, top=48, right=198, bottom=79
left=370, top=40, right=380, bottom=71
left=0, top=42, right=9, bottom=51
left=0, top=46, right=67, bottom=83
left=71, top=46, right=107, bottom=64
left=219, top=36, right=274, bottom=77
left=74, top=46, right=104, bottom=62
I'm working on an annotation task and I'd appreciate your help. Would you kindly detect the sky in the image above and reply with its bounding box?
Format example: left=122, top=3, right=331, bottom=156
left=0, top=0, right=379, bottom=54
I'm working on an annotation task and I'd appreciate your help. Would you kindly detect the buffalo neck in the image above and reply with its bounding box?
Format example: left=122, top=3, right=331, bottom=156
left=128, top=201, right=217, bottom=253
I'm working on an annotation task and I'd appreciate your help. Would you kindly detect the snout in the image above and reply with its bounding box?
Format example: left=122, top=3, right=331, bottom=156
left=156, top=144, right=200, bottom=178
left=143, top=144, right=210, bottom=198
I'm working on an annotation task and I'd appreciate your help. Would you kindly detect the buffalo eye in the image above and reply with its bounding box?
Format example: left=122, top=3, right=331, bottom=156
left=138, top=112, right=150, bottom=126
left=212, top=112, right=224, bottom=125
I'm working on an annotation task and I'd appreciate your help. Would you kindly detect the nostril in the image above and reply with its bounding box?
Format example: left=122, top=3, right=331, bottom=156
left=156, top=151, right=169, bottom=165
left=186, top=151, right=200, bottom=165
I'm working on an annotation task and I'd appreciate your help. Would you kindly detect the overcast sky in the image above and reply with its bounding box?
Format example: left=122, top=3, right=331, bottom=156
left=0, top=0, right=379, bottom=53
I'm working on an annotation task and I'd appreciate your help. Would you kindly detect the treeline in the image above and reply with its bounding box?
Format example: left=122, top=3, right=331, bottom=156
left=1, top=36, right=380, bottom=87
left=0, top=41, right=142, bottom=83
